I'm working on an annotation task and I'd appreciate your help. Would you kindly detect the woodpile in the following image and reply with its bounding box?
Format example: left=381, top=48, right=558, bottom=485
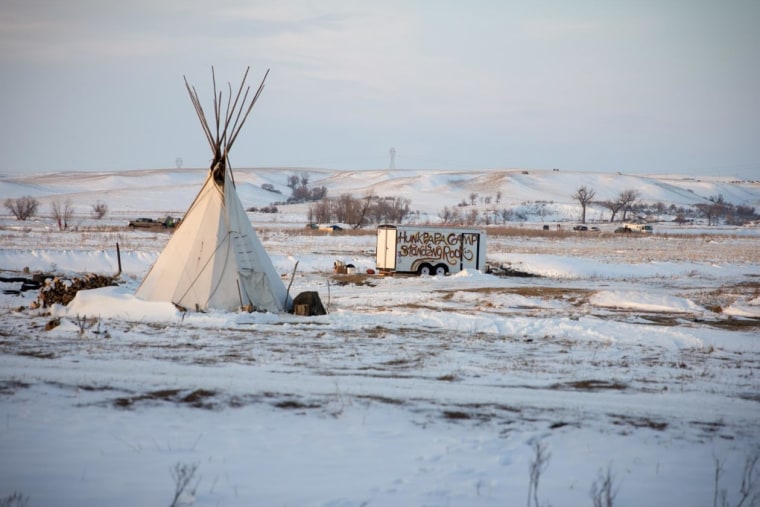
left=31, top=274, right=117, bottom=308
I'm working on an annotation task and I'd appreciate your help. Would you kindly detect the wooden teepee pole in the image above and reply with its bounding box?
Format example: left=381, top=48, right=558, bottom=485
left=184, top=66, right=270, bottom=183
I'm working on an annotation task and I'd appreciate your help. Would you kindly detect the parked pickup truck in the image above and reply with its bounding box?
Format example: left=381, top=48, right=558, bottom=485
left=128, top=216, right=180, bottom=229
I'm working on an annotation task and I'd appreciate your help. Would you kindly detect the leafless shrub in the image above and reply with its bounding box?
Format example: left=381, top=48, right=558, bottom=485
left=51, top=198, right=75, bottom=230
left=439, top=206, right=464, bottom=225
left=714, top=452, right=760, bottom=507
left=169, top=461, right=199, bottom=507
left=591, top=465, right=618, bottom=507
left=73, top=314, right=99, bottom=336
left=91, top=201, right=108, bottom=219
left=465, top=208, right=479, bottom=226
left=0, top=492, right=29, bottom=507
left=527, top=440, right=551, bottom=507
left=438, top=206, right=454, bottom=224
left=4, top=196, right=39, bottom=220
left=328, top=381, right=346, bottom=418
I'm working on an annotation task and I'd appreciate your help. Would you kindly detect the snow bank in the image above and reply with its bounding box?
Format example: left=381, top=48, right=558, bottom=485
left=590, top=290, right=704, bottom=313
left=0, top=249, right=154, bottom=276
left=56, top=286, right=180, bottom=321
left=723, top=296, right=760, bottom=318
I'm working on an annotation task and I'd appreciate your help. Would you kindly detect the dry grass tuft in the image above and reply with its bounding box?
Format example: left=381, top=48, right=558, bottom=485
left=329, top=273, right=377, bottom=286
left=551, top=380, right=628, bottom=391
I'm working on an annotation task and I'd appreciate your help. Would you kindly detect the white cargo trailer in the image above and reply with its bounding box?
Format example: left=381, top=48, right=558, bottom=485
left=376, top=225, right=487, bottom=276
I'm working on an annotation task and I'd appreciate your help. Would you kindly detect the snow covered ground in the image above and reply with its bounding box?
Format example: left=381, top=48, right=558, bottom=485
left=1, top=168, right=759, bottom=506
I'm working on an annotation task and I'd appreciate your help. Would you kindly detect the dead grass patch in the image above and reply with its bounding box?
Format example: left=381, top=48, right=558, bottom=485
left=0, top=380, right=31, bottom=395
left=439, top=402, right=522, bottom=423
left=487, top=226, right=578, bottom=239
left=273, top=399, right=322, bottom=410
left=439, top=286, right=592, bottom=302
left=17, top=349, right=55, bottom=359
left=610, top=414, right=668, bottom=431
left=356, top=394, right=405, bottom=405
left=690, top=420, right=726, bottom=437
left=699, top=318, right=760, bottom=331
left=638, top=315, right=682, bottom=326
left=257, top=227, right=375, bottom=238
left=77, top=384, right=117, bottom=392
left=380, top=357, right=423, bottom=368
left=443, top=410, right=472, bottom=420
left=329, top=273, right=377, bottom=286
left=114, top=388, right=218, bottom=409
left=181, top=389, right=216, bottom=407
left=550, top=380, right=628, bottom=391
left=736, top=392, right=760, bottom=403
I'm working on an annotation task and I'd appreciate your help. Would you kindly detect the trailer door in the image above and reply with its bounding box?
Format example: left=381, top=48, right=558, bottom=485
left=459, top=232, right=481, bottom=271
left=376, top=227, right=397, bottom=270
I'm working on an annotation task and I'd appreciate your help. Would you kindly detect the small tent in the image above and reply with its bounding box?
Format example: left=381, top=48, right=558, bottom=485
left=136, top=68, right=291, bottom=313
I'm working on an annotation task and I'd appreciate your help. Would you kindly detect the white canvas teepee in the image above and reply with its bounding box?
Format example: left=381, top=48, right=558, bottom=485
left=136, top=68, right=291, bottom=313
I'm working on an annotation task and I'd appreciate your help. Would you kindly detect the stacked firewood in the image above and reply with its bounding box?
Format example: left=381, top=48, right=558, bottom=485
left=31, top=274, right=117, bottom=308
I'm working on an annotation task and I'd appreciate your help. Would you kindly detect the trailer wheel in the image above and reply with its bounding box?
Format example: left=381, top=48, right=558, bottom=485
left=417, top=263, right=433, bottom=276
left=433, top=264, right=449, bottom=276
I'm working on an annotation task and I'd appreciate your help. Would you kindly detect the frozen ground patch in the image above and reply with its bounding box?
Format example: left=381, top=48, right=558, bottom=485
left=1, top=172, right=759, bottom=505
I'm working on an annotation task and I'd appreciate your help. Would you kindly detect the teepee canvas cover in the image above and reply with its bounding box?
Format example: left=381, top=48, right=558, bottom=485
left=136, top=68, right=291, bottom=313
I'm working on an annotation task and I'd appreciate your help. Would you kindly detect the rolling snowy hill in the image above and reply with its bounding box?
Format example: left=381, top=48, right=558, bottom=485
left=2, top=168, right=759, bottom=222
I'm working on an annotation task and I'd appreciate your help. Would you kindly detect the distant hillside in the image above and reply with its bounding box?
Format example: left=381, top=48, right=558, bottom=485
left=1, top=168, right=759, bottom=224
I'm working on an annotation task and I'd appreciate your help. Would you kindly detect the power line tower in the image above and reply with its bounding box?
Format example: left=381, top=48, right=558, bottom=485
left=389, top=147, right=396, bottom=169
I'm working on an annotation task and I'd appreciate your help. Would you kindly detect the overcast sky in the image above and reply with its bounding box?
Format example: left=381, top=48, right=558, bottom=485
left=1, top=0, right=759, bottom=178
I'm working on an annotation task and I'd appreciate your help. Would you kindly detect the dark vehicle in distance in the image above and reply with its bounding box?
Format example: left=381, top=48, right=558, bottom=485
left=128, top=216, right=180, bottom=229
left=128, top=218, right=157, bottom=228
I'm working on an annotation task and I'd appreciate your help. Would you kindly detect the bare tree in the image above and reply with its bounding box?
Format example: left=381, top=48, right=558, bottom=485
left=495, top=190, right=502, bottom=204
left=438, top=206, right=454, bottom=224
left=310, top=186, right=328, bottom=201
left=469, top=192, right=479, bottom=206
left=370, top=196, right=410, bottom=223
left=51, top=198, right=75, bottom=231
left=4, top=196, right=39, bottom=221
left=571, top=186, right=596, bottom=223
left=696, top=194, right=731, bottom=226
left=466, top=208, right=479, bottom=225
left=618, top=189, right=640, bottom=222
left=600, top=200, right=625, bottom=223
left=353, top=191, right=374, bottom=229
left=333, top=193, right=361, bottom=224
left=598, top=190, right=640, bottom=223
left=309, top=200, right=332, bottom=223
